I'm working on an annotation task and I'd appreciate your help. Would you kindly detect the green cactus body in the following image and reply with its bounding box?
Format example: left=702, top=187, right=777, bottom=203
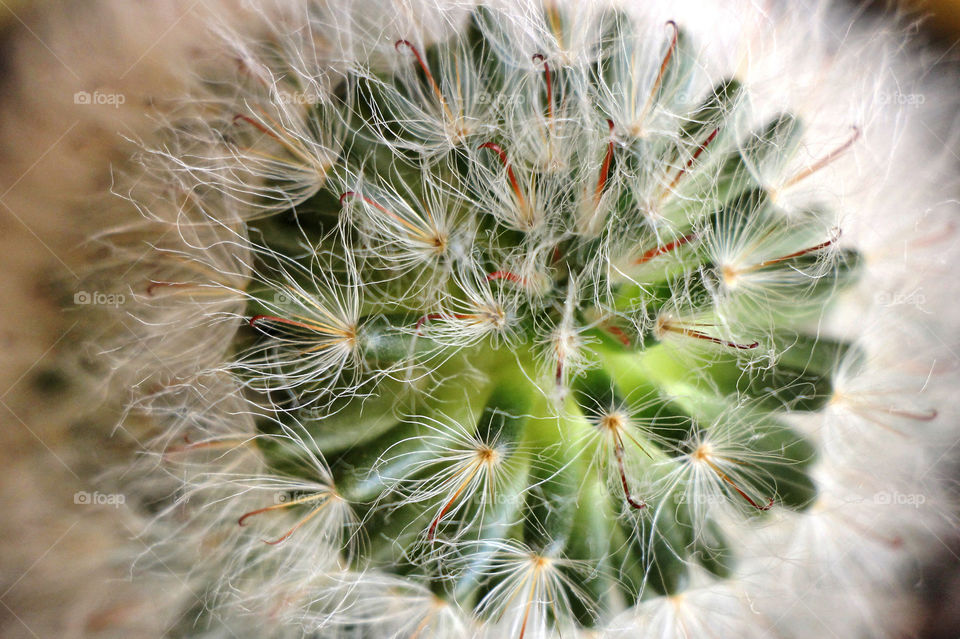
left=198, top=4, right=862, bottom=634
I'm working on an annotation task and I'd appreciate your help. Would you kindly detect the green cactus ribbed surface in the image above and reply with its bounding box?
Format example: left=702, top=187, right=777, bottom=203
left=236, top=5, right=860, bottom=627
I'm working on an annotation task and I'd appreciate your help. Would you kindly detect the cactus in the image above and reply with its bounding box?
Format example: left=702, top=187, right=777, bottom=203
left=93, top=1, right=957, bottom=637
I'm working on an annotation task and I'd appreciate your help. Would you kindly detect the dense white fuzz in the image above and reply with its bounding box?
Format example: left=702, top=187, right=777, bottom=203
left=705, top=204, right=843, bottom=322
left=235, top=254, right=364, bottom=404
left=416, top=263, right=521, bottom=347
left=83, top=170, right=252, bottom=386
left=263, top=569, right=473, bottom=637
left=383, top=412, right=520, bottom=542
left=654, top=411, right=777, bottom=523
left=595, top=15, right=686, bottom=141
left=357, top=33, right=495, bottom=154
left=471, top=541, right=591, bottom=639
left=573, top=393, right=679, bottom=512
left=144, top=56, right=342, bottom=214
left=606, top=577, right=765, bottom=639
left=339, top=166, right=469, bottom=280
left=478, top=0, right=607, bottom=68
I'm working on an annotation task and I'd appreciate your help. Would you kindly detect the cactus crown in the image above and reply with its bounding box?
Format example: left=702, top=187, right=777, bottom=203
left=160, top=3, right=863, bottom=634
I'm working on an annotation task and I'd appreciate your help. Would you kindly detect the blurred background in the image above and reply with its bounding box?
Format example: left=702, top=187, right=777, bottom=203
left=0, top=1, right=956, bottom=637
